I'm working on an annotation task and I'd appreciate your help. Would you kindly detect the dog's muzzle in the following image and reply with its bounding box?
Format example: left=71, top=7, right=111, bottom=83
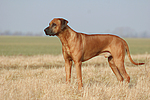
left=44, top=27, right=56, bottom=36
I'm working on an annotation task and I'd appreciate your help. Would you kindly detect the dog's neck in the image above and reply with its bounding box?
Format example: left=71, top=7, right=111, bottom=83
left=57, top=26, right=78, bottom=46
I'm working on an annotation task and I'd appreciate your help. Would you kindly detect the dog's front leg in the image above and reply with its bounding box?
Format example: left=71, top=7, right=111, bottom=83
left=74, top=61, right=83, bottom=90
left=65, top=59, right=72, bottom=84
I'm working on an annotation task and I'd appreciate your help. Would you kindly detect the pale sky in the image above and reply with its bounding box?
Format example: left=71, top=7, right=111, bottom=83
left=0, top=0, right=150, bottom=34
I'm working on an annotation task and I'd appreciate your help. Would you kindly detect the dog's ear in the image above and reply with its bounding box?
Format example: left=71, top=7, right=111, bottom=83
left=60, top=18, right=68, bottom=30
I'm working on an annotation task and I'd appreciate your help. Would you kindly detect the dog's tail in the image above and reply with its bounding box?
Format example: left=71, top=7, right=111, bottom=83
left=123, top=40, right=145, bottom=65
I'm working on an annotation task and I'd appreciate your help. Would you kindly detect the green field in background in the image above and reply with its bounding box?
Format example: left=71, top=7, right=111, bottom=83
left=0, top=36, right=149, bottom=56
left=0, top=36, right=61, bottom=56
left=125, top=38, right=150, bottom=54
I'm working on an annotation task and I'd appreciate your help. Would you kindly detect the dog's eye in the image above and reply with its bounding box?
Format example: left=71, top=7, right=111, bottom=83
left=52, top=23, right=57, bottom=27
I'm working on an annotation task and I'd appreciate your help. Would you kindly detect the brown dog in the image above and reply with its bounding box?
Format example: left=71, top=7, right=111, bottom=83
left=44, top=18, right=144, bottom=90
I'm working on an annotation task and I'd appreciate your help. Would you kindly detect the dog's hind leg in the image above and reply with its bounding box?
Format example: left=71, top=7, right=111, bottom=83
left=110, top=41, right=130, bottom=83
left=108, top=56, right=124, bottom=82
left=113, top=56, right=130, bottom=83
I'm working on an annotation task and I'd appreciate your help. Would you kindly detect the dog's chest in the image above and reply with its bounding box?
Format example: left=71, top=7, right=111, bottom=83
left=63, top=44, right=71, bottom=55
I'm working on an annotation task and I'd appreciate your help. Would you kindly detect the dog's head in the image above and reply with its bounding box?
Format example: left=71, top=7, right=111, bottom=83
left=44, top=18, right=68, bottom=36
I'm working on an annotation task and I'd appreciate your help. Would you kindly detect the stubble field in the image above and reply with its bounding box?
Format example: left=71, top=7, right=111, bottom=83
left=0, top=36, right=150, bottom=99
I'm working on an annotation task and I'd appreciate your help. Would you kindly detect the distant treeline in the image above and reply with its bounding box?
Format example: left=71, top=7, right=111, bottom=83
left=0, top=31, right=45, bottom=36
left=0, top=27, right=150, bottom=38
left=112, top=27, right=150, bottom=38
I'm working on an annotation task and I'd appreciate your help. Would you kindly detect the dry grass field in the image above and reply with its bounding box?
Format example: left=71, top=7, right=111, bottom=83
left=0, top=54, right=150, bottom=100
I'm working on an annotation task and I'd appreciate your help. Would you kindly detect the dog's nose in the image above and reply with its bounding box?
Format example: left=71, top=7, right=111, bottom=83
left=44, top=27, right=49, bottom=35
left=44, top=28, right=48, bottom=33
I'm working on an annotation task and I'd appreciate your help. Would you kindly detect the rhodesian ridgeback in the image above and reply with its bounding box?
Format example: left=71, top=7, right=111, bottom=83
left=44, top=18, right=144, bottom=90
